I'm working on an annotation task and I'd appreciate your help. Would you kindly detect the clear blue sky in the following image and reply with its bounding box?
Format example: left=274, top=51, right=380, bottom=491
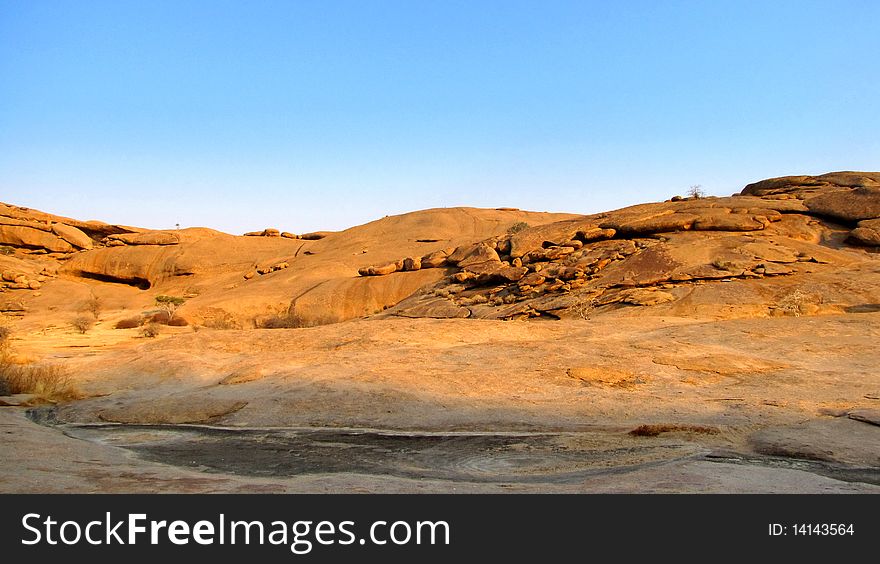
left=1, top=1, right=878, bottom=233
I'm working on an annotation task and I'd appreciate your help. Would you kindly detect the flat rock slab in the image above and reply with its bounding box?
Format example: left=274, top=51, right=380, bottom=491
left=652, top=352, right=787, bottom=376
left=749, top=418, right=880, bottom=467
left=98, top=397, right=248, bottom=424
left=0, top=394, right=39, bottom=407
left=848, top=409, right=880, bottom=427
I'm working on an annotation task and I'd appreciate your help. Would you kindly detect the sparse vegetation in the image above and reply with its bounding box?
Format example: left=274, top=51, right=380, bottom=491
left=571, top=297, right=598, bottom=320
left=80, top=296, right=102, bottom=318
left=0, top=245, right=14, bottom=256
left=201, top=308, right=240, bottom=330
left=0, top=355, right=79, bottom=402
left=776, top=289, right=815, bottom=317
left=711, top=259, right=737, bottom=271
left=259, top=312, right=306, bottom=329
left=0, top=326, right=10, bottom=350
left=507, top=221, right=529, bottom=234
left=258, top=310, right=335, bottom=329
left=155, top=295, right=186, bottom=321
left=687, top=185, right=706, bottom=199
left=203, top=317, right=239, bottom=330
left=71, top=315, right=95, bottom=334
left=141, top=322, right=161, bottom=338
left=433, top=288, right=452, bottom=298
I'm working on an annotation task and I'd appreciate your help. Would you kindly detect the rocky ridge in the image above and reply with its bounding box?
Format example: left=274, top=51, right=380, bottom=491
left=361, top=172, right=880, bottom=321
left=2, top=172, right=878, bottom=327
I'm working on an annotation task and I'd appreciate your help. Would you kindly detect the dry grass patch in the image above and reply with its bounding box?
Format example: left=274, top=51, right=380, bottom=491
left=0, top=354, right=80, bottom=403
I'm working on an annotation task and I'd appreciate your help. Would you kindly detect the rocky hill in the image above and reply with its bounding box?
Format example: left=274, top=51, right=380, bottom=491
left=2, top=172, right=879, bottom=330
left=374, top=172, right=880, bottom=321
left=0, top=202, right=576, bottom=329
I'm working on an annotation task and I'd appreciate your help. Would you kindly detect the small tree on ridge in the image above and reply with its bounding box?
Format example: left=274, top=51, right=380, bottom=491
left=155, top=295, right=186, bottom=321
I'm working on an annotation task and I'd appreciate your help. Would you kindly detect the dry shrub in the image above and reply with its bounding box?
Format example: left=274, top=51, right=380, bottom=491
left=204, top=317, right=239, bottom=330
left=570, top=297, right=598, bottom=320
left=258, top=311, right=336, bottom=329
left=141, top=323, right=161, bottom=338
left=80, top=296, right=102, bottom=318
left=711, top=259, right=737, bottom=271
left=201, top=308, right=240, bottom=330
left=687, top=184, right=706, bottom=199
left=259, top=313, right=305, bottom=329
left=114, top=316, right=143, bottom=329
left=629, top=424, right=719, bottom=437
left=776, top=289, right=816, bottom=317
left=71, top=315, right=95, bottom=334
left=0, top=355, right=79, bottom=402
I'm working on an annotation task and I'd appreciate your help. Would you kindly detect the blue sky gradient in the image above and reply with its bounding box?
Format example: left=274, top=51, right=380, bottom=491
left=1, top=1, right=878, bottom=233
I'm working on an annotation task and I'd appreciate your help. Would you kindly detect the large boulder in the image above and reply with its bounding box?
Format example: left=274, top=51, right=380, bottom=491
left=463, top=262, right=528, bottom=283
left=848, top=218, right=880, bottom=246
left=358, top=262, right=399, bottom=276
left=457, top=244, right=500, bottom=268
left=741, top=171, right=880, bottom=197
left=805, top=187, right=880, bottom=222
left=420, top=249, right=452, bottom=268
left=52, top=223, right=93, bottom=249
left=0, top=224, right=74, bottom=252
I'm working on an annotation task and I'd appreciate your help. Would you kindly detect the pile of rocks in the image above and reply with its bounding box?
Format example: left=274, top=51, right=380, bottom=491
left=243, top=261, right=291, bottom=280
left=358, top=247, right=455, bottom=276
left=741, top=171, right=880, bottom=246
left=244, top=228, right=286, bottom=238
left=243, top=229, right=328, bottom=240
left=0, top=266, right=55, bottom=291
